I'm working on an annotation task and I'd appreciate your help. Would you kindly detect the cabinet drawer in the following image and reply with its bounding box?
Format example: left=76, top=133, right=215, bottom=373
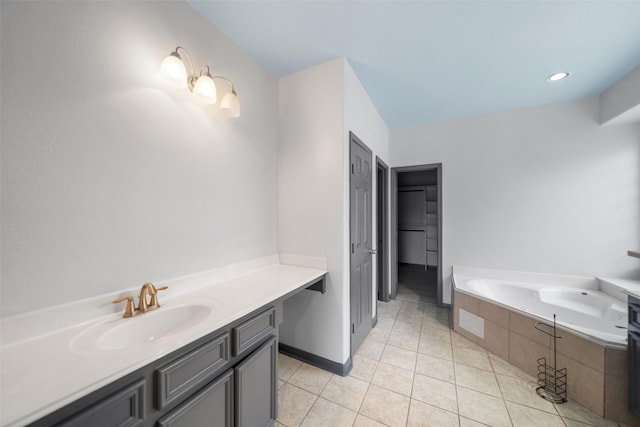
left=232, top=307, right=276, bottom=356
left=61, top=379, right=145, bottom=427
left=157, top=370, right=233, bottom=427
left=156, top=332, right=230, bottom=409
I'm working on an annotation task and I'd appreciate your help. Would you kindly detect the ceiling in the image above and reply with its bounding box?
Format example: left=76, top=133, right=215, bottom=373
left=189, top=1, right=640, bottom=129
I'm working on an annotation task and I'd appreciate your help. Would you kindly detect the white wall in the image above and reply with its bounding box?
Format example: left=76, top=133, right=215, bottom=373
left=1, top=1, right=279, bottom=316
left=600, top=66, right=640, bottom=126
left=278, top=58, right=389, bottom=364
left=391, top=97, right=640, bottom=304
left=278, top=58, right=347, bottom=362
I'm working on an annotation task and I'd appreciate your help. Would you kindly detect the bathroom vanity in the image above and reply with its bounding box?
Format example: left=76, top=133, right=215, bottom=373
left=0, top=258, right=326, bottom=427
left=28, top=305, right=278, bottom=427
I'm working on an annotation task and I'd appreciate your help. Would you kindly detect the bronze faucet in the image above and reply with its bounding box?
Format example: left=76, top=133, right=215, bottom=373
left=112, top=282, right=168, bottom=318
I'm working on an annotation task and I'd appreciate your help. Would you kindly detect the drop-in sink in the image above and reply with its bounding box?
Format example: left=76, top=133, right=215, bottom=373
left=70, top=298, right=220, bottom=354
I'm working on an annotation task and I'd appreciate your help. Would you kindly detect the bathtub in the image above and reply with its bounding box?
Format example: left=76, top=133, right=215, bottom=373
left=460, top=277, right=627, bottom=346
left=450, top=266, right=636, bottom=424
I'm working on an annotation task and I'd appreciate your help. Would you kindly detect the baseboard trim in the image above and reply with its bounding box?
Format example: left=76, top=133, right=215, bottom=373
left=278, top=343, right=352, bottom=377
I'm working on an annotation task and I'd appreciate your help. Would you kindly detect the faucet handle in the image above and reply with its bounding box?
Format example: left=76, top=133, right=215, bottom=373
left=112, top=296, right=136, bottom=318
left=150, top=286, right=168, bottom=308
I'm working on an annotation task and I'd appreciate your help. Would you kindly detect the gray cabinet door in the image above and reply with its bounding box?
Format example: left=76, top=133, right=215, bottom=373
left=350, top=132, right=373, bottom=356
left=157, top=370, right=233, bottom=427
left=235, top=336, right=277, bottom=427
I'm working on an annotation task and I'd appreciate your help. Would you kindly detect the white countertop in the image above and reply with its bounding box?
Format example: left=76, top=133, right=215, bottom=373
left=0, top=257, right=326, bottom=427
left=599, top=277, right=640, bottom=299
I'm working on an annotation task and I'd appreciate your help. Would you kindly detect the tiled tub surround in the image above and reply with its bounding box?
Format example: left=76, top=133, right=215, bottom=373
left=452, top=266, right=639, bottom=425
left=0, top=254, right=327, bottom=427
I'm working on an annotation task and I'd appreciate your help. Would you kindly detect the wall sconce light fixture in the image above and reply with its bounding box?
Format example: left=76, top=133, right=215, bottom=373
left=160, top=46, right=240, bottom=117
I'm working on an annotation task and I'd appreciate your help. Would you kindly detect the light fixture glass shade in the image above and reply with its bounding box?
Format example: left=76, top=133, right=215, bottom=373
left=220, top=90, right=240, bottom=117
left=192, top=74, right=217, bottom=104
left=159, top=52, right=188, bottom=89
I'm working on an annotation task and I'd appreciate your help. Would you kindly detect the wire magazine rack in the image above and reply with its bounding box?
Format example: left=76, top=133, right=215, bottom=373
left=534, top=314, right=567, bottom=404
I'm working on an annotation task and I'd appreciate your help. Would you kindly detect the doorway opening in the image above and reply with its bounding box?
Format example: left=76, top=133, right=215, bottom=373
left=390, top=164, right=443, bottom=305
left=376, top=157, right=389, bottom=303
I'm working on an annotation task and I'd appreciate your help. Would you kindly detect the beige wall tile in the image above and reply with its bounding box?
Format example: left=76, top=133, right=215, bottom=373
left=489, top=353, right=535, bottom=382
left=509, top=311, right=551, bottom=348
left=478, top=300, right=509, bottom=328
left=508, top=331, right=552, bottom=379
left=604, top=375, right=639, bottom=426
left=481, top=320, right=509, bottom=360
left=556, top=330, right=605, bottom=373
left=557, top=354, right=604, bottom=417
left=454, top=291, right=479, bottom=314
left=605, top=347, right=628, bottom=378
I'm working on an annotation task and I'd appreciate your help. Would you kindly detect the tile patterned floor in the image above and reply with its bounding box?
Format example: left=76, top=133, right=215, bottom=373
left=276, top=282, right=632, bottom=427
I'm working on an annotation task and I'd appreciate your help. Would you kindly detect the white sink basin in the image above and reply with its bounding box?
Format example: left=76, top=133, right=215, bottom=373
left=70, top=298, right=220, bottom=354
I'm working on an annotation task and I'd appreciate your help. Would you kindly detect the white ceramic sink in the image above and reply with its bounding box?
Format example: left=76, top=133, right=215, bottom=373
left=70, top=298, right=220, bottom=354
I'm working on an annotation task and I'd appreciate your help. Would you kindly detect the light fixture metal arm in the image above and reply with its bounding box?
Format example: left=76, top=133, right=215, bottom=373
left=175, top=46, right=198, bottom=89
left=212, top=75, right=236, bottom=92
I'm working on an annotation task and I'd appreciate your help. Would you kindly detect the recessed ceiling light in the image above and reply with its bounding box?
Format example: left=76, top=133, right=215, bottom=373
left=547, top=72, right=570, bottom=82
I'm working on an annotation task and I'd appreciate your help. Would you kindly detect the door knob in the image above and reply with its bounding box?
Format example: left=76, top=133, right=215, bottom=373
left=369, top=249, right=377, bottom=255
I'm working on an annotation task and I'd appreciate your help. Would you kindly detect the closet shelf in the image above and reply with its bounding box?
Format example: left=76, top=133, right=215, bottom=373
left=399, top=225, right=426, bottom=232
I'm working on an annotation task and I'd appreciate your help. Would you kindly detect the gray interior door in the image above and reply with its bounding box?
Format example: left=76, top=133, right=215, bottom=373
left=350, top=132, right=373, bottom=355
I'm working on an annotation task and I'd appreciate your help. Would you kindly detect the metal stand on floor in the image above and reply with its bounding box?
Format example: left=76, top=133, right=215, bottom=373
left=534, top=314, right=567, bottom=404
